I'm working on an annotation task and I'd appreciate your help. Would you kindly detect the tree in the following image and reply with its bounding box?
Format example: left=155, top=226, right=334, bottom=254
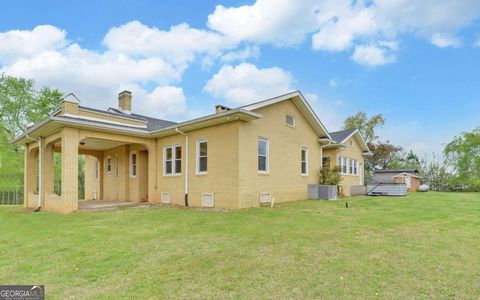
left=342, top=112, right=385, bottom=144
left=0, top=74, right=63, bottom=141
left=420, top=154, right=454, bottom=192
left=366, top=141, right=403, bottom=170
left=444, top=127, right=480, bottom=191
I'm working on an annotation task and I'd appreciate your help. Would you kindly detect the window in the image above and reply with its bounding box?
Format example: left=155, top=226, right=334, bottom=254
left=354, top=160, right=358, bottom=175
left=106, top=157, right=112, bottom=173
left=322, top=157, right=331, bottom=169
left=130, top=152, right=137, bottom=177
left=258, top=138, right=269, bottom=173
left=349, top=159, right=354, bottom=174
left=338, top=157, right=348, bottom=174
left=285, top=114, right=295, bottom=127
left=301, top=148, right=308, bottom=176
left=196, top=140, right=208, bottom=174
left=114, top=156, right=119, bottom=178
left=164, top=145, right=182, bottom=175
left=94, top=159, right=99, bottom=179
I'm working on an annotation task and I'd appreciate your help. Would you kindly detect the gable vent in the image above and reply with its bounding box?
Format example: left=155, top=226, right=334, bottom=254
left=202, top=192, right=215, bottom=207
left=161, top=192, right=171, bottom=204
left=285, top=114, right=295, bottom=127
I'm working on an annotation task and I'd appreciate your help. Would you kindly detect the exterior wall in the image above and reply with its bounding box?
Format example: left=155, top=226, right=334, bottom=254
left=410, top=177, right=420, bottom=192
left=238, top=100, right=322, bottom=207
left=394, top=175, right=420, bottom=192
left=322, top=136, right=365, bottom=197
left=153, top=121, right=240, bottom=209
left=84, top=155, right=100, bottom=200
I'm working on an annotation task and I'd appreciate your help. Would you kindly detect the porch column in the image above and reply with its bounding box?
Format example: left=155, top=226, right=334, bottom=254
left=147, top=144, right=158, bottom=202
left=61, top=128, right=79, bottom=213
left=41, top=142, right=55, bottom=207
left=23, top=145, right=37, bottom=208
left=98, top=153, right=104, bottom=200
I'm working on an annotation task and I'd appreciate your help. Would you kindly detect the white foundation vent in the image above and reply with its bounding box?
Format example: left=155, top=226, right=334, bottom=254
left=202, top=193, right=214, bottom=207
left=259, top=192, right=272, bottom=203
left=161, top=192, right=171, bottom=204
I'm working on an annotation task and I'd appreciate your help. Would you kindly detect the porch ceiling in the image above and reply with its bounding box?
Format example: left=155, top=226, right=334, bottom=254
left=79, top=138, right=128, bottom=151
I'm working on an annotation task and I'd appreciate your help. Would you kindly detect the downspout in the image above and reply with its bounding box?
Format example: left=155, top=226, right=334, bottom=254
left=26, top=134, right=42, bottom=211
left=175, top=128, right=189, bottom=207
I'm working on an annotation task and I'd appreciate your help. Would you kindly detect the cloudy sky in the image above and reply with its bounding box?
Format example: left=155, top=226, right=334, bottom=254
left=1, top=0, right=479, bottom=158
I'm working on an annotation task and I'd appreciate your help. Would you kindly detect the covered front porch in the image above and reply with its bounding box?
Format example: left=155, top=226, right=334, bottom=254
left=23, top=128, right=156, bottom=214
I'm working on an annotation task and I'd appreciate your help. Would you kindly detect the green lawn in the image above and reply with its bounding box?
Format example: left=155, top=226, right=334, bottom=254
left=1, top=192, right=479, bottom=299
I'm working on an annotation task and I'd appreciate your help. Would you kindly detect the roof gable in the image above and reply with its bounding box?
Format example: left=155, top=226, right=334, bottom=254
left=239, top=91, right=331, bottom=139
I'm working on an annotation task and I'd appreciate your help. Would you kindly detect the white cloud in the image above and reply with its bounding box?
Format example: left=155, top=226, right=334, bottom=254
left=312, top=4, right=377, bottom=51
left=208, top=0, right=480, bottom=65
left=351, top=43, right=397, bottom=66
left=0, top=25, right=67, bottom=64
left=220, top=46, right=260, bottom=62
left=203, top=63, right=294, bottom=105
left=430, top=33, right=461, bottom=48
left=103, top=21, right=235, bottom=68
left=207, top=0, right=320, bottom=46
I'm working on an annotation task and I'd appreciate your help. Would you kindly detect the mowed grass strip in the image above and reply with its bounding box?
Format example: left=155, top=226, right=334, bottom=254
left=0, top=192, right=479, bottom=299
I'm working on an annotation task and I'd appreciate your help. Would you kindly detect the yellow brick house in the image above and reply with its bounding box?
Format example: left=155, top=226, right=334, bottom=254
left=14, top=90, right=371, bottom=213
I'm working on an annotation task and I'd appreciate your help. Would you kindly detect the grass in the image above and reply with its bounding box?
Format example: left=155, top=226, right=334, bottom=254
left=0, top=192, right=479, bottom=299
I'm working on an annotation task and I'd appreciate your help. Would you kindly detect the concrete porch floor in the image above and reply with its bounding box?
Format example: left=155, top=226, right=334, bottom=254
left=78, top=200, right=144, bottom=211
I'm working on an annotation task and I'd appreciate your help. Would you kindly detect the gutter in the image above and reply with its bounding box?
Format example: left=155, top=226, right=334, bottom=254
left=25, top=134, right=42, bottom=211
left=175, top=127, right=189, bottom=207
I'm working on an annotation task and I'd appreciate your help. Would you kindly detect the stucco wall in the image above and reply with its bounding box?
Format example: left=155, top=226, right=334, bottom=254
left=238, top=100, right=322, bottom=207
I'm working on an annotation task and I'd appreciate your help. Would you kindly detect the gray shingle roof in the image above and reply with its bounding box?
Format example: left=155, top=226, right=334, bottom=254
left=107, top=107, right=177, bottom=131
left=328, top=129, right=356, bottom=144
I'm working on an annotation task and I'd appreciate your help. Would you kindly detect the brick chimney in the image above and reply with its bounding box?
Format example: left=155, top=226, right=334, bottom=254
left=61, top=93, right=80, bottom=115
left=118, top=90, right=132, bottom=114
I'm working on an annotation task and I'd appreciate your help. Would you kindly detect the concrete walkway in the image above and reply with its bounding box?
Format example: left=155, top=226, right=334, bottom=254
left=78, top=200, right=143, bottom=211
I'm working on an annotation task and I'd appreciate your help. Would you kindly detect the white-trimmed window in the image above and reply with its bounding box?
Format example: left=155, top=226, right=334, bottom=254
left=285, top=114, right=296, bottom=127
left=130, top=152, right=137, bottom=177
left=196, top=140, right=208, bottom=174
left=164, top=145, right=182, bottom=175
left=349, top=159, right=354, bottom=174
left=353, top=160, right=358, bottom=175
left=338, top=157, right=348, bottom=174
left=114, top=155, right=119, bottom=178
left=301, top=147, right=308, bottom=176
left=106, top=157, right=112, bottom=173
left=258, top=138, right=269, bottom=173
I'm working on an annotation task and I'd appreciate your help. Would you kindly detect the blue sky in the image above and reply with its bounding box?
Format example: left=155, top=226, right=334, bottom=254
left=0, top=0, right=479, bottom=158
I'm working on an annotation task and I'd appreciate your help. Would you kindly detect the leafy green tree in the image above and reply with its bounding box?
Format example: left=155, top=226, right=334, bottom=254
left=444, top=127, right=480, bottom=191
left=342, top=112, right=385, bottom=144
left=319, top=166, right=343, bottom=185
left=0, top=74, right=62, bottom=140
left=366, top=141, right=403, bottom=170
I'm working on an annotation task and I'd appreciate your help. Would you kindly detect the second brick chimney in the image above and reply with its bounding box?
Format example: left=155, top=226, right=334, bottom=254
left=118, top=90, right=132, bottom=114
